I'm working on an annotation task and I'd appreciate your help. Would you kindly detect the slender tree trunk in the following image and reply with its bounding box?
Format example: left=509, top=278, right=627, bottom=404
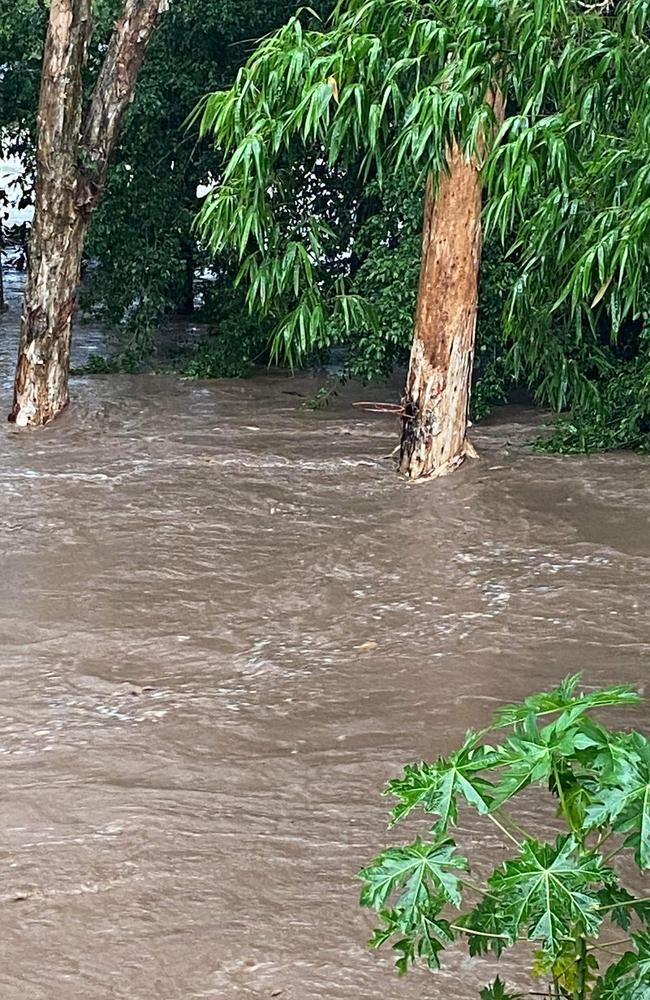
left=9, top=0, right=92, bottom=426
left=399, top=93, right=504, bottom=480
left=9, top=0, right=169, bottom=427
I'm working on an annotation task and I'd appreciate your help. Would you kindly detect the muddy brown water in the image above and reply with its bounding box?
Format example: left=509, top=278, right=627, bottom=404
left=0, top=282, right=649, bottom=999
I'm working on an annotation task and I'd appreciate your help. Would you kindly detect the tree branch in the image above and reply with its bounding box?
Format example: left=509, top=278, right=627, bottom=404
left=76, top=0, right=170, bottom=211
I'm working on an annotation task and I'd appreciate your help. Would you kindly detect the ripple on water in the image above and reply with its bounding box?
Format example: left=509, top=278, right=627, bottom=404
left=0, top=302, right=649, bottom=998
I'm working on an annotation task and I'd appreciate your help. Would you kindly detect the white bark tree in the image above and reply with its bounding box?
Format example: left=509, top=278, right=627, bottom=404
left=10, top=0, right=169, bottom=427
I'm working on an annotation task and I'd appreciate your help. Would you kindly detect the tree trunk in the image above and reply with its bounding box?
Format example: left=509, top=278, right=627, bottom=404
left=398, top=158, right=482, bottom=480
left=8, top=0, right=92, bottom=426
left=9, top=0, right=168, bottom=427
left=399, top=94, right=504, bottom=480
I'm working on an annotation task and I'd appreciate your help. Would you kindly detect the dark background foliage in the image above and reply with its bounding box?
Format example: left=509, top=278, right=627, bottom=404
left=2, top=0, right=650, bottom=447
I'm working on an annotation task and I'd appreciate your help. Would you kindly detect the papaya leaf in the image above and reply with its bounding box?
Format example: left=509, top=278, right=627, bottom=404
left=454, top=896, right=511, bottom=958
left=368, top=906, right=454, bottom=973
left=550, top=760, right=595, bottom=829
left=359, top=834, right=469, bottom=916
left=532, top=941, right=598, bottom=995
left=479, top=976, right=523, bottom=1000
left=592, top=931, right=650, bottom=1000
left=487, top=835, right=615, bottom=958
left=387, top=735, right=498, bottom=827
left=493, top=675, right=641, bottom=728
left=598, top=885, right=650, bottom=932
left=586, top=733, right=650, bottom=869
left=492, top=714, right=588, bottom=808
left=360, top=677, right=647, bottom=985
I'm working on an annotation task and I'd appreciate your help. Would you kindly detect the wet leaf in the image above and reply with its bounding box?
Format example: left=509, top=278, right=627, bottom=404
left=359, top=833, right=468, bottom=912
left=480, top=977, right=523, bottom=1000
left=592, top=931, right=650, bottom=1000
left=493, top=675, right=641, bottom=728
left=387, top=734, right=498, bottom=827
left=486, top=836, right=614, bottom=958
left=586, top=733, right=650, bottom=869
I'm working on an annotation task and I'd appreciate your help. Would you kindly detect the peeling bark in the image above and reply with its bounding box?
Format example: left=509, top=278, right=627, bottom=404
left=399, top=91, right=505, bottom=481
left=10, top=0, right=168, bottom=428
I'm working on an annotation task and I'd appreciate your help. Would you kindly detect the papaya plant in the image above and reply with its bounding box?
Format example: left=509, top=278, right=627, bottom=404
left=359, top=675, right=650, bottom=999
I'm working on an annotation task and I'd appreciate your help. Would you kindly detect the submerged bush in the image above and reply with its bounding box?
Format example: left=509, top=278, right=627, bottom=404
left=359, top=674, right=650, bottom=999
left=184, top=281, right=271, bottom=379
left=536, top=354, right=650, bottom=455
left=183, top=329, right=258, bottom=379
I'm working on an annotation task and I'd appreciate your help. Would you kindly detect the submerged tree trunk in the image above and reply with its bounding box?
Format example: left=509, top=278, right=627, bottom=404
left=9, top=0, right=92, bottom=426
left=10, top=0, right=168, bottom=427
left=398, top=158, right=482, bottom=480
left=399, top=95, right=504, bottom=480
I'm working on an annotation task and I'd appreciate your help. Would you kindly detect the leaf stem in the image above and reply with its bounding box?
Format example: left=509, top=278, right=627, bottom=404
left=602, top=844, right=625, bottom=865
left=595, top=827, right=615, bottom=851
left=598, top=895, right=650, bottom=912
left=495, top=806, right=534, bottom=842
left=587, top=939, right=629, bottom=956
left=552, top=762, right=575, bottom=837
left=460, top=876, right=495, bottom=898
left=573, top=937, right=587, bottom=1000
left=487, top=811, right=523, bottom=848
left=450, top=923, right=510, bottom=940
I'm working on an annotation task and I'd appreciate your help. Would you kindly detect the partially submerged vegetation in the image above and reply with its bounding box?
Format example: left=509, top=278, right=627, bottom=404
left=196, top=0, right=650, bottom=475
left=1, top=4, right=648, bottom=994
left=3, top=1, right=650, bottom=464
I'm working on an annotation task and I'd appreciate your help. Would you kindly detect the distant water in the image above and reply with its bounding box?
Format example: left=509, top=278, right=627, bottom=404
left=0, top=156, right=32, bottom=229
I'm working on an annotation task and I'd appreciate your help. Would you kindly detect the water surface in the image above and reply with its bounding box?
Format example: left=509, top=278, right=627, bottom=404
left=0, top=286, right=648, bottom=999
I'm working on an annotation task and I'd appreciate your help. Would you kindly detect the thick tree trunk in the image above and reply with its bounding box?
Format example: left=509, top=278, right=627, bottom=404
left=398, top=158, right=482, bottom=480
left=10, top=0, right=168, bottom=427
left=399, top=95, right=504, bottom=480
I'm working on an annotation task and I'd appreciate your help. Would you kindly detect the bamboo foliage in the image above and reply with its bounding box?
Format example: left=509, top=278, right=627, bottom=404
left=195, top=0, right=650, bottom=381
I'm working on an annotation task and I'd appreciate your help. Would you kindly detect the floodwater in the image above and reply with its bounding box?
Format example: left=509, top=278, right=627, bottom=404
left=0, top=272, right=648, bottom=999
